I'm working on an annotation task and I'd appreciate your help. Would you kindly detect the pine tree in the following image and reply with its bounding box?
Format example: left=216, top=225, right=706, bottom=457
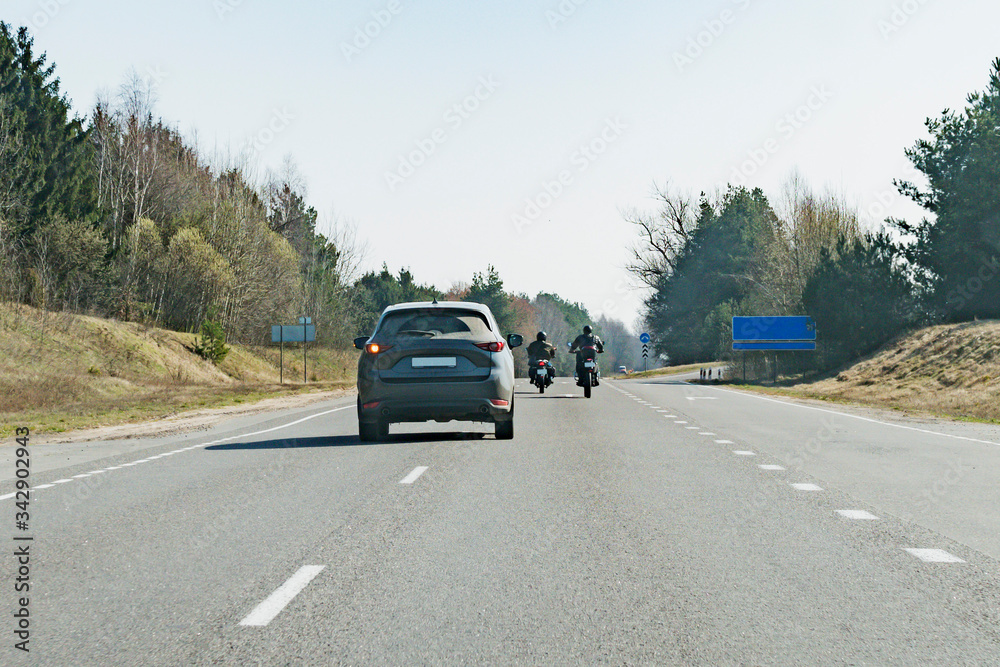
left=893, top=58, right=1000, bottom=321
left=0, top=23, right=97, bottom=239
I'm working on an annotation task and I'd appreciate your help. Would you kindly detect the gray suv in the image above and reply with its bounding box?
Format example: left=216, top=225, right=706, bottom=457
left=354, top=301, right=523, bottom=441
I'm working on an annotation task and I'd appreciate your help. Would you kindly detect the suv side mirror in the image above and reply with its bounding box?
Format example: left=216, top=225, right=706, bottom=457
left=353, top=336, right=369, bottom=350
left=506, top=334, right=524, bottom=349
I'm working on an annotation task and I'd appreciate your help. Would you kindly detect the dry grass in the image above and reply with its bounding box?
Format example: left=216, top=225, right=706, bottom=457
left=736, top=320, right=1000, bottom=423
left=0, top=304, right=357, bottom=437
left=618, top=362, right=719, bottom=380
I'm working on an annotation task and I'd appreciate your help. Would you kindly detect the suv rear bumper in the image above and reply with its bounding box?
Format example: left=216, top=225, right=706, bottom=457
left=358, top=370, right=513, bottom=425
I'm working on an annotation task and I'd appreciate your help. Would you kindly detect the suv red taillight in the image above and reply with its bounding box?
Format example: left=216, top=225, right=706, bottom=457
left=475, top=341, right=505, bottom=353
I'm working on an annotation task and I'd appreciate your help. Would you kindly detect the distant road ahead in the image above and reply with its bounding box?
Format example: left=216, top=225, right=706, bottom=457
left=5, top=377, right=1000, bottom=664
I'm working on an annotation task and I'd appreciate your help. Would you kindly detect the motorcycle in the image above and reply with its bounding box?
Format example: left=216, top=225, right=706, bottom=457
left=530, top=358, right=554, bottom=393
left=570, top=343, right=602, bottom=399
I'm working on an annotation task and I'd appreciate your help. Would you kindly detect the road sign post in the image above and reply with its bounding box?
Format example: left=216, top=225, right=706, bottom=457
left=640, top=333, right=651, bottom=372
left=272, top=321, right=316, bottom=384
left=299, top=317, right=312, bottom=383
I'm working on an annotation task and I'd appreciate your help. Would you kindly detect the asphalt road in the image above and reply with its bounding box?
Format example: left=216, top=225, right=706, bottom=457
left=4, top=376, right=1000, bottom=665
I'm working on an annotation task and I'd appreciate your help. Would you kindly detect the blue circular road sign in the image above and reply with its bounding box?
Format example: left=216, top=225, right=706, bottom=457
left=640, top=333, right=651, bottom=344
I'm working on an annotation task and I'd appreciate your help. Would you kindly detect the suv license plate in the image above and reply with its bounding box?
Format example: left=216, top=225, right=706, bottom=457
left=412, top=357, right=457, bottom=368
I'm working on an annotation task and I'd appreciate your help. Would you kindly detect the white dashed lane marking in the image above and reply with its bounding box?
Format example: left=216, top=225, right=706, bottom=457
left=733, top=451, right=756, bottom=456
left=715, top=440, right=734, bottom=444
left=790, top=483, right=823, bottom=492
left=904, top=549, right=965, bottom=563
left=239, top=565, right=326, bottom=627
left=837, top=510, right=879, bottom=520
left=400, top=466, right=429, bottom=485
left=759, top=464, right=786, bottom=471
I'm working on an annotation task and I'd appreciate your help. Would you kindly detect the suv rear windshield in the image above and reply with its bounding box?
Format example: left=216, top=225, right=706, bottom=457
left=376, top=309, right=494, bottom=341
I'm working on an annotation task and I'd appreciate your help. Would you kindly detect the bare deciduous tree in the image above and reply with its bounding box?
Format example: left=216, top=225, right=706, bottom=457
left=623, top=182, right=699, bottom=289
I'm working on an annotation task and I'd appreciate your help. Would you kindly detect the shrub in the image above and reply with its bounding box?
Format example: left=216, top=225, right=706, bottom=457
left=193, top=318, right=230, bottom=365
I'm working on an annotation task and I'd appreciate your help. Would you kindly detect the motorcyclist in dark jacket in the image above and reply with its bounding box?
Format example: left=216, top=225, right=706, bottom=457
left=527, top=331, right=556, bottom=380
left=569, top=325, right=604, bottom=385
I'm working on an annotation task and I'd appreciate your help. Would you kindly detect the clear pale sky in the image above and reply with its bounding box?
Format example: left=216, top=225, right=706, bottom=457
left=7, top=0, right=1000, bottom=326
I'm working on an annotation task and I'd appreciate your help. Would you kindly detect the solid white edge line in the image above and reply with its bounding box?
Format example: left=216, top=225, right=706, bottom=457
left=699, top=383, right=1000, bottom=448
left=400, top=466, right=429, bottom=485
left=18, top=403, right=356, bottom=496
left=214, top=405, right=354, bottom=444
left=239, top=565, right=326, bottom=627
left=32, top=484, right=54, bottom=489
left=0, top=492, right=13, bottom=500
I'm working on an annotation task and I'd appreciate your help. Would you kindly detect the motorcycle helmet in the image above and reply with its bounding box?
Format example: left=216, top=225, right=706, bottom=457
left=583, top=325, right=592, bottom=335
left=537, top=331, right=547, bottom=341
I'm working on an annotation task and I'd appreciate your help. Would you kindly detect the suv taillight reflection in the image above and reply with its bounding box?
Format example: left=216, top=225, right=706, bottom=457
left=475, top=341, right=505, bottom=353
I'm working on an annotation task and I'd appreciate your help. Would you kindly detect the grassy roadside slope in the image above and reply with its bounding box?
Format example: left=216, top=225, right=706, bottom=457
left=0, top=304, right=357, bottom=437
left=615, top=362, right=720, bottom=380
left=730, top=320, right=1000, bottom=423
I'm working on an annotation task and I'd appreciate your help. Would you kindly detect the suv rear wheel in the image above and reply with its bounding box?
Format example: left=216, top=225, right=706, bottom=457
left=359, top=418, right=389, bottom=442
left=495, top=420, right=513, bottom=440
left=495, top=401, right=514, bottom=440
left=359, top=420, right=378, bottom=442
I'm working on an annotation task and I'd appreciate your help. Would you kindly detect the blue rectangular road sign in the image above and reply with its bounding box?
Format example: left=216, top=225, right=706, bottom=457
left=272, top=325, right=316, bottom=343
left=733, top=341, right=817, bottom=351
left=732, top=316, right=816, bottom=342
